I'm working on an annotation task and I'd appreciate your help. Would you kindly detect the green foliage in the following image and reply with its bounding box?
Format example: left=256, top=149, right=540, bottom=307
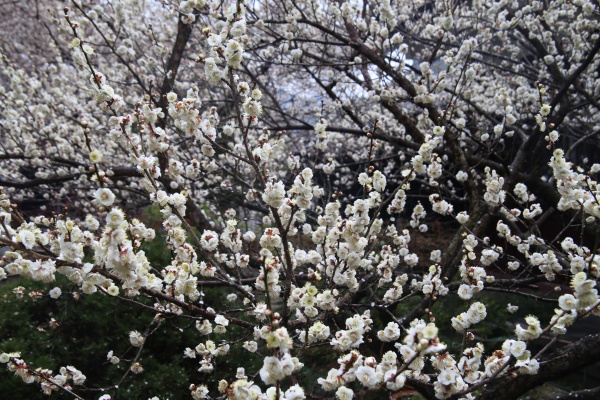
left=0, top=205, right=268, bottom=399
left=0, top=275, right=193, bottom=399
left=0, top=217, right=188, bottom=398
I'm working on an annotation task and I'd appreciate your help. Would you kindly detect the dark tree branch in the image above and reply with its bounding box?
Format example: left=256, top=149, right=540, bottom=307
left=477, top=333, right=600, bottom=400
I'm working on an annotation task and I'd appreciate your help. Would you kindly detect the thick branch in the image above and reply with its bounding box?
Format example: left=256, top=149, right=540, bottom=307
left=477, top=333, right=600, bottom=400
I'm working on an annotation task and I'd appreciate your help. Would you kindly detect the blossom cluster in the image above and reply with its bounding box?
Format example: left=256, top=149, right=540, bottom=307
left=1, top=0, right=600, bottom=399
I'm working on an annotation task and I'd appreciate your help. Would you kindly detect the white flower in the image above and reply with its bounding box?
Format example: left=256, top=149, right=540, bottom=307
left=518, top=358, right=539, bottom=375
left=377, top=322, right=400, bottom=342
left=224, top=39, right=244, bottom=68
left=49, top=287, right=62, bottom=299
left=441, top=16, right=453, bottom=30
left=200, top=230, right=219, bottom=251
left=226, top=293, right=237, bottom=302
left=456, top=211, right=469, bottom=224
left=89, top=149, right=103, bottom=163
left=355, top=365, right=379, bottom=388
left=243, top=98, right=262, bottom=116
left=166, top=92, right=177, bottom=102
left=190, top=384, right=209, bottom=400
left=262, top=181, right=286, bottom=208
left=457, top=284, right=473, bottom=300
left=243, top=231, right=256, bottom=242
left=540, top=104, right=551, bottom=116
left=106, top=208, right=125, bottom=228
left=243, top=341, right=258, bottom=352
left=204, top=57, right=223, bottom=84
left=215, top=315, right=229, bottom=326
left=107, top=285, right=119, bottom=296
left=386, top=372, right=406, bottom=391
left=130, top=362, right=143, bottom=374
left=558, top=294, right=578, bottom=310
left=284, top=384, right=305, bottom=400
left=422, top=323, right=439, bottom=340
left=437, top=368, right=457, bottom=385
left=129, top=331, right=145, bottom=347
left=358, top=173, right=371, bottom=186
left=336, top=386, right=353, bottom=400
left=251, top=88, right=262, bottom=100
left=20, top=230, right=36, bottom=249
left=515, top=315, right=542, bottom=340
left=456, top=170, right=468, bottom=182
left=230, top=19, right=246, bottom=37
left=502, top=339, right=527, bottom=358
left=94, top=188, right=115, bottom=207
left=107, top=350, right=120, bottom=364
left=259, top=356, right=285, bottom=385
left=372, top=170, right=386, bottom=192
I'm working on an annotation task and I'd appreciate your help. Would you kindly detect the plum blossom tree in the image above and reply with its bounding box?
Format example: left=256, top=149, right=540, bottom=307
left=1, top=0, right=600, bottom=399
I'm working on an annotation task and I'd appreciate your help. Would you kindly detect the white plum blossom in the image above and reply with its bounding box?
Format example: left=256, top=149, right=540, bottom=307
left=93, top=188, right=115, bottom=207
left=262, top=181, right=286, bottom=208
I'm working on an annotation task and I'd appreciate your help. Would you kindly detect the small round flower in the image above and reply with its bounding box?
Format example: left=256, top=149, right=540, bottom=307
left=572, top=272, right=587, bottom=289
left=433, top=126, right=445, bottom=136
left=129, top=331, right=145, bottom=347
left=230, top=19, right=246, bottom=37
left=456, top=170, right=468, bottom=182
left=226, top=293, right=237, bottom=302
left=237, top=82, right=250, bottom=95
left=421, top=323, right=438, bottom=339
left=107, top=350, right=119, bottom=364
left=81, top=44, right=94, bottom=54
left=262, top=181, right=286, bottom=208
left=243, top=98, right=262, bottom=116
left=214, top=325, right=226, bottom=334
left=243, top=341, right=258, bottom=352
left=107, top=285, right=119, bottom=296
left=90, top=149, right=103, bottom=163
left=243, top=231, right=256, bottom=242
left=457, top=284, right=473, bottom=300
left=284, top=384, right=305, bottom=400
left=456, top=211, right=469, bottom=224
left=372, top=170, right=387, bottom=192
left=224, top=39, right=244, bottom=67
left=355, top=365, right=379, bottom=388
left=358, top=173, right=371, bottom=186
left=539, top=104, right=551, bottom=116
left=49, top=287, right=62, bottom=299
left=20, top=230, right=36, bottom=249
left=548, top=130, right=559, bottom=142
left=130, top=362, right=143, bottom=374
left=106, top=208, right=125, bottom=228
left=251, top=88, right=262, bottom=100
left=167, top=92, right=177, bottom=102
left=336, top=386, right=353, bottom=400
left=437, top=368, right=457, bottom=385
left=94, top=188, right=115, bottom=207
left=558, top=294, right=578, bottom=310
left=377, top=322, right=400, bottom=342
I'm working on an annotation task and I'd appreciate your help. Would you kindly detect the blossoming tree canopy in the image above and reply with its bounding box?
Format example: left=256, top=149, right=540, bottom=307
left=1, top=0, right=600, bottom=398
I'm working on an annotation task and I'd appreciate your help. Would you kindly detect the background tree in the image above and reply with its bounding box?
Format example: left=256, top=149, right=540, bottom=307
left=1, top=0, right=600, bottom=399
